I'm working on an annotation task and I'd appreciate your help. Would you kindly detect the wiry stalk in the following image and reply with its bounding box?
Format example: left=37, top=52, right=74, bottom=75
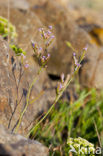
left=27, top=49, right=87, bottom=138
left=14, top=67, right=43, bottom=133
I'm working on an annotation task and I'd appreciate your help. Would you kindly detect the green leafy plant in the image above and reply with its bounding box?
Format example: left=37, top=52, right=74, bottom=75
left=0, top=16, right=17, bottom=40
left=10, top=44, right=26, bottom=56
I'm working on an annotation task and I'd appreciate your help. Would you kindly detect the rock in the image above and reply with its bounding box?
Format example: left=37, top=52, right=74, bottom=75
left=67, top=7, right=103, bottom=89
left=0, top=124, right=49, bottom=156
left=79, top=44, right=103, bottom=89
left=31, top=0, right=90, bottom=76
left=0, top=0, right=30, bottom=11
left=0, top=35, right=55, bottom=135
left=68, top=0, right=103, bottom=12
left=68, top=7, right=103, bottom=46
left=0, top=36, right=13, bottom=129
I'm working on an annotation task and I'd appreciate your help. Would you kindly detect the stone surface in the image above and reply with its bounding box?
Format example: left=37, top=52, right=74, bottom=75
left=79, top=44, right=103, bottom=89
left=67, top=7, right=103, bottom=89
left=0, top=35, right=55, bottom=135
left=0, top=0, right=30, bottom=10
left=0, top=124, right=49, bottom=156
left=69, top=0, right=103, bottom=11
left=68, top=7, right=103, bottom=46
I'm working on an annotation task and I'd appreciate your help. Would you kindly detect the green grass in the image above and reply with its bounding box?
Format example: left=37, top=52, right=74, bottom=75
left=30, top=88, right=103, bottom=155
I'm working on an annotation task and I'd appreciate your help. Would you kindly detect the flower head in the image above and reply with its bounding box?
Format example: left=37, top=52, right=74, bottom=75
left=73, top=52, right=76, bottom=56
left=32, top=26, right=54, bottom=67
left=47, top=53, right=50, bottom=58
left=47, top=30, right=52, bottom=35
left=83, top=45, right=88, bottom=51
left=21, top=53, right=26, bottom=59
left=73, top=54, right=78, bottom=65
left=39, top=47, right=42, bottom=51
left=31, top=40, right=35, bottom=48
left=76, top=63, right=81, bottom=67
left=51, top=35, right=55, bottom=39
left=48, top=25, right=52, bottom=30
left=24, top=63, right=29, bottom=68
left=73, top=53, right=81, bottom=68
left=60, top=83, right=63, bottom=89
left=31, top=40, right=38, bottom=53
left=56, top=82, right=64, bottom=95
left=61, top=73, right=65, bottom=83
left=38, top=28, right=43, bottom=32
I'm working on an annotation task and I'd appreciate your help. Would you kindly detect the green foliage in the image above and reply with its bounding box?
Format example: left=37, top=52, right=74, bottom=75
left=10, top=44, right=26, bottom=56
left=0, top=16, right=17, bottom=40
left=30, top=88, right=103, bottom=155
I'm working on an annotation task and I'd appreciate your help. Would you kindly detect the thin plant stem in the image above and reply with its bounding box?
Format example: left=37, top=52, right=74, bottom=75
left=27, top=74, right=72, bottom=137
left=27, top=49, right=86, bottom=137
left=7, top=0, right=10, bottom=43
left=29, top=90, right=44, bottom=105
left=14, top=67, right=43, bottom=133
left=8, top=64, right=24, bottom=129
left=94, top=120, right=102, bottom=148
left=8, top=93, right=23, bottom=129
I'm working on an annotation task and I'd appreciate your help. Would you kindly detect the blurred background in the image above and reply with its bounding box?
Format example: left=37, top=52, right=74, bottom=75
left=69, top=0, right=103, bottom=11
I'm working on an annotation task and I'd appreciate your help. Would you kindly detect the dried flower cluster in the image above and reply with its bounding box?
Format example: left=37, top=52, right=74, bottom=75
left=31, top=26, right=55, bottom=67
